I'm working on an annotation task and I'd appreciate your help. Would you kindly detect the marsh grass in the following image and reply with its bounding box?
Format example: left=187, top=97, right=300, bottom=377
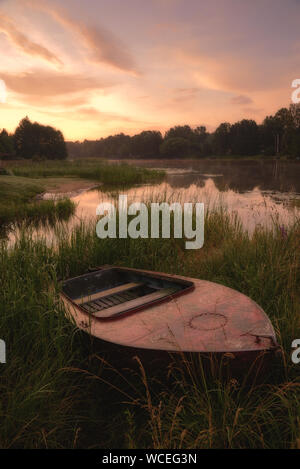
left=0, top=202, right=299, bottom=448
left=10, top=159, right=165, bottom=187
left=0, top=175, right=76, bottom=236
left=0, top=199, right=76, bottom=237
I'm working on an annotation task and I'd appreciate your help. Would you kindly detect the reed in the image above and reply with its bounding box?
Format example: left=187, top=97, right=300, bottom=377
left=0, top=204, right=299, bottom=448
left=10, top=159, right=165, bottom=186
left=0, top=199, right=76, bottom=237
left=0, top=175, right=76, bottom=235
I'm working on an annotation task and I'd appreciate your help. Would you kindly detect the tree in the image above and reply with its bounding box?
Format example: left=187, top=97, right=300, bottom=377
left=131, top=131, right=163, bottom=158
left=98, top=133, right=132, bottom=158
left=260, top=116, right=281, bottom=156
left=14, top=117, right=67, bottom=159
left=290, top=103, right=300, bottom=128
left=230, top=119, right=259, bottom=156
left=191, top=126, right=210, bottom=157
left=14, top=117, right=34, bottom=159
left=288, top=104, right=300, bottom=157
left=212, top=122, right=231, bottom=155
left=160, top=137, right=190, bottom=158
left=64, top=102, right=300, bottom=160
left=163, top=125, right=210, bottom=157
left=165, top=125, right=195, bottom=141
left=0, top=129, right=15, bottom=158
left=261, top=106, right=300, bottom=157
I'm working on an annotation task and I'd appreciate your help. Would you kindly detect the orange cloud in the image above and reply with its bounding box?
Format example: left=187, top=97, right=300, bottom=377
left=77, top=107, right=149, bottom=123
left=25, top=0, right=139, bottom=74
left=172, top=87, right=200, bottom=103
left=177, top=48, right=295, bottom=94
left=37, top=106, right=153, bottom=127
left=231, top=95, right=253, bottom=105
left=0, top=13, right=62, bottom=65
left=0, top=70, right=113, bottom=97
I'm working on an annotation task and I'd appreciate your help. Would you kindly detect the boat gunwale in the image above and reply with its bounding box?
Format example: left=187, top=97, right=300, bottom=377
left=60, top=266, right=195, bottom=321
left=60, top=267, right=279, bottom=356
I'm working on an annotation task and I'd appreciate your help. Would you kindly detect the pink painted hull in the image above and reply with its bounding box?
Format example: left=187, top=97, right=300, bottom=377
left=61, top=268, right=278, bottom=357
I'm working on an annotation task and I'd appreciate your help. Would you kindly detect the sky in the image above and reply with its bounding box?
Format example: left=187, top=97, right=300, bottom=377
left=0, top=0, right=299, bottom=140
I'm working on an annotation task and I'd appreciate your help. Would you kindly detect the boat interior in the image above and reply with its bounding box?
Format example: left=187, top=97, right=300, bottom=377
left=62, top=267, right=194, bottom=319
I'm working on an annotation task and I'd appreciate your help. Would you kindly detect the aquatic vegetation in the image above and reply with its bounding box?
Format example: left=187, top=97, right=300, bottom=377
left=0, top=199, right=76, bottom=236
left=0, top=206, right=299, bottom=448
left=10, top=159, right=165, bottom=186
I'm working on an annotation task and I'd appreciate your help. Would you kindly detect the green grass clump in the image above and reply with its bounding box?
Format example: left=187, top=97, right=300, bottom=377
left=10, top=159, right=165, bottom=186
left=0, top=175, right=45, bottom=203
left=0, top=206, right=299, bottom=448
left=0, top=161, right=164, bottom=233
left=0, top=175, right=76, bottom=235
left=0, top=199, right=76, bottom=235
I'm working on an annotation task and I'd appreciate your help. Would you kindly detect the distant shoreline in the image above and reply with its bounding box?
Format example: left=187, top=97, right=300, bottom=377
left=2, top=156, right=300, bottom=167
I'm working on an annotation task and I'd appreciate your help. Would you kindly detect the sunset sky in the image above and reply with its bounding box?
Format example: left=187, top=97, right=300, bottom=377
left=0, top=0, right=299, bottom=140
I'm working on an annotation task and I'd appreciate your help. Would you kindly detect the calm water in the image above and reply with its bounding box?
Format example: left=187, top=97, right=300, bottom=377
left=68, top=160, right=300, bottom=234
left=122, top=159, right=300, bottom=194
left=7, top=160, right=300, bottom=244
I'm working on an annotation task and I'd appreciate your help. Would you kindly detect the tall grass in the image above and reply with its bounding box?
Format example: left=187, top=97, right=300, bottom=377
left=0, top=205, right=299, bottom=448
left=0, top=199, right=76, bottom=237
left=0, top=175, right=76, bottom=236
left=10, top=159, right=165, bottom=186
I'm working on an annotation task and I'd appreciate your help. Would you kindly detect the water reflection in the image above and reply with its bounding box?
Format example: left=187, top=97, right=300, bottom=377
left=73, top=178, right=300, bottom=234
left=6, top=160, right=300, bottom=243
left=118, top=159, right=300, bottom=194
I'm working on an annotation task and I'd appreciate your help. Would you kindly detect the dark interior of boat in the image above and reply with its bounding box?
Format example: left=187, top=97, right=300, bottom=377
left=62, top=267, right=194, bottom=319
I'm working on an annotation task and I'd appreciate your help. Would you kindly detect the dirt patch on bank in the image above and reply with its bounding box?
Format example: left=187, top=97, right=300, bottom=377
left=45, top=178, right=98, bottom=193
left=37, top=178, right=99, bottom=199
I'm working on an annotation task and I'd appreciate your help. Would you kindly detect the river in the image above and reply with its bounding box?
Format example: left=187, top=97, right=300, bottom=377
left=66, top=159, right=300, bottom=234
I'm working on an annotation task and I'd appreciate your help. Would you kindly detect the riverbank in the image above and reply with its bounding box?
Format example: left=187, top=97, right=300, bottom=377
left=0, top=161, right=165, bottom=232
left=0, top=205, right=299, bottom=449
left=0, top=176, right=78, bottom=233
left=0, top=175, right=97, bottom=199
left=5, top=159, right=165, bottom=186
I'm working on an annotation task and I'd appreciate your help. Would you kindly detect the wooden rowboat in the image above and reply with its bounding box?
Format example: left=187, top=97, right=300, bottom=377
left=60, top=266, right=278, bottom=365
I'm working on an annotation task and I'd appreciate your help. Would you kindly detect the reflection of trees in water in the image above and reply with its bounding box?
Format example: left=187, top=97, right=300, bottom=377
left=164, top=160, right=300, bottom=193
left=166, top=174, right=206, bottom=189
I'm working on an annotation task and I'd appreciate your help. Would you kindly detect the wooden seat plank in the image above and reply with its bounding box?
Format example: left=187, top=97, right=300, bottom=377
left=92, top=287, right=178, bottom=319
left=74, top=282, right=142, bottom=305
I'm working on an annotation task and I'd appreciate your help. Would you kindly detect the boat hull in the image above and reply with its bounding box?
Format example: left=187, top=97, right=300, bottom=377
left=60, top=267, right=278, bottom=361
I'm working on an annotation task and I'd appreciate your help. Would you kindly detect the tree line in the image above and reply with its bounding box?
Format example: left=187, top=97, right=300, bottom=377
left=1, top=103, right=300, bottom=161
left=0, top=117, right=67, bottom=160
left=67, top=104, right=300, bottom=160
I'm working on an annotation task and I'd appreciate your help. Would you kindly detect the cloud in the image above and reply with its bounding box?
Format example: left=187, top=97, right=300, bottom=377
left=175, top=46, right=296, bottom=94
left=231, top=95, right=253, bottom=105
left=78, top=25, right=138, bottom=75
left=0, top=13, right=62, bottom=65
left=242, top=107, right=264, bottom=115
left=25, top=0, right=139, bottom=74
left=172, top=87, right=200, bottom=102
left=75, top=107, right=140, bottom=122
left=0, top=70, right=113, bottom=97
left=18, top=94, right=91, bottom=108
left=38, top=106, right=152, bottom=125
